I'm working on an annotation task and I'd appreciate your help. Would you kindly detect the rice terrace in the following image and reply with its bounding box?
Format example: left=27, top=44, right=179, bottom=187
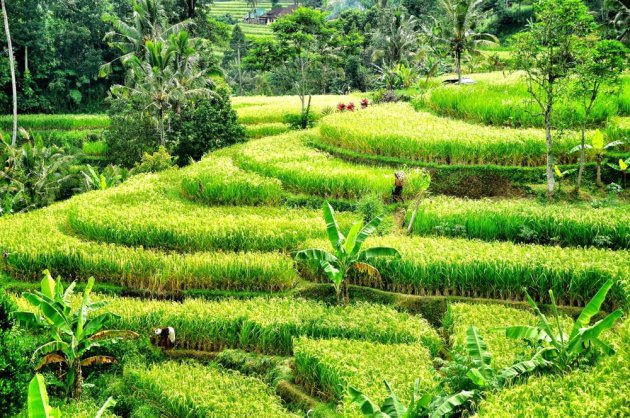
left=0, top=0, right=629, bottom=417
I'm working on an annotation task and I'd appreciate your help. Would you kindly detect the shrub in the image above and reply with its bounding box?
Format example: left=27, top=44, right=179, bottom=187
left=0, top=329, right=37, bottom=416
left=172, top=90, right=246, bottom=164
left=133, top=146, right=175, bottom=174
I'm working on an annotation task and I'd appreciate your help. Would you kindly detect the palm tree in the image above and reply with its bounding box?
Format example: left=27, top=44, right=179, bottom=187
left=1, top=0, right=17, bottom=147
left=439, top=0, right=498, bottom=83
left=101, top=0, right=189, bottom=77
left=295, top=202, right=400, bottom=305
left=111, top=35, right=212, bottom=146
left=570, top=129, right=625, bottom=187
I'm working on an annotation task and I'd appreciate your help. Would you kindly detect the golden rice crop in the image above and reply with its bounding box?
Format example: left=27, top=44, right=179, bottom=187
left=319, top=103, right=583, bottom=166
left=232, top=94, right=356, bottom=124
left=97, top=296, right=442, bottom=355
left=180, top=155, right=285, bottom=206
left=301, top=235, right=630, bottom=308
left=475, top=319, right=630, bottom=418
left=0, top=204, right=297, bottom=293
left=125, top=361, right=299, bottom=417
left=231, top=130, right=431, bottom=199
left=294, top=336, right=437, bottom=417
left=408, top=196, right=630, bottom=249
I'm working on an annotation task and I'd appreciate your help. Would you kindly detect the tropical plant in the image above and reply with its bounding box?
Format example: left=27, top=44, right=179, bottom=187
left=349, top=325, right=549, bottom=418
left=0, top=134, right=76, bottom=212
left=27, top=373, right=116, bottom=418
left=503, top=279, right=623, bottom=372
left=607, top=158, right=629, bottom=186
left=435, top=0, right=498, bottom=83
left=11, top=271, right=138, bottom=399
left=79, top=165, right=124, bottom=192
left=349, top=378, right=475, bottom=418
left=569, top=130, right=625, bottom=187
left=101, top=0, right=189, bottom=77
left=294, top=202, right=400, bottom=305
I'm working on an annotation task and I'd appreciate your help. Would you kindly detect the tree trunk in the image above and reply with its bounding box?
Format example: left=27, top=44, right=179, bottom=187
left=343, top=280, right=349, bottom=306
left=2, top=0, right=17, bottom=147
left=576, top=125, right=586, bottom=192
left=237, top=48, right=243, bottom=96
left=456, top=50, right=462, bottom=84
left=596, top=156, right=603, bottom=187
left=73, top=360, right=83, bottom=399
left=545, top=108, right=555, bottom=195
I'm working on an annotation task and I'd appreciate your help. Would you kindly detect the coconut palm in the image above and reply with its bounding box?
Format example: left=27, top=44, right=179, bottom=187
left=111, top=36, right=212, bottom=146
left=101, top=0, right=189, bottom=77
left=12, top=272, right=138, bottom=399
left=438, top=0, right=498, bottom=83
left=295, top=202, right=400, bottom=305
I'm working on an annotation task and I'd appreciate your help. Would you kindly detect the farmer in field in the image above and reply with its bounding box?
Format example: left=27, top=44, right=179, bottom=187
left=392, top=171, right=405, bottom=203
left=154, top=326, right=176, bottom=349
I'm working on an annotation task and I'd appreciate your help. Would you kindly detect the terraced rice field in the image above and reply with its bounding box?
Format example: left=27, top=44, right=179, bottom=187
left=3, top=77, right=628, bottom=417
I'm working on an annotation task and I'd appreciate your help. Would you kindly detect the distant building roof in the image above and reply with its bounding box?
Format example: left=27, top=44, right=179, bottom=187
left=259, top=5, right=298, bottom=19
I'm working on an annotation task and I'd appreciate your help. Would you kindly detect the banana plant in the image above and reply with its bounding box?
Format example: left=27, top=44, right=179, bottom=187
left=569, top=130, right=625, bottom=187
left=27, top=373, right=116, bottom=418
left=607, top=158, right=629, bottom=187
left=295, top=202, right=400, bottom=305
left=349, top=379, right=474, bottom=418
left=349, top=326, right=548, bottom=418
left=503, top=279, right=623, bottom=372
left=12, top=271, right=138, bottom=399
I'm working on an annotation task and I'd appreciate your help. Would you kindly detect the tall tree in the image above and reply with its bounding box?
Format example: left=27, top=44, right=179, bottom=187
left=513, top=0, right=595, bottom=195
left=572, top=39, right=628, bottom=191
left=1, top=0, right=16, bottom=146
left=437, top=0, right=497, bottom=83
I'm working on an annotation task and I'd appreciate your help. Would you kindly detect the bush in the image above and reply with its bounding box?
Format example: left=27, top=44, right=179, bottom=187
left=133, top=147, right=175, bottom=174
left=105, top=98, right=160, bottom=167
left=0, top=291, right=17, bottom=331
left=0, top=329, right=38, bottom=416
left=172, top=89, right=246, bottom=164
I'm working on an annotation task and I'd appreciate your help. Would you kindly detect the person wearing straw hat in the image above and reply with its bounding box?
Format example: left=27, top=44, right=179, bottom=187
left=154, top=326, right=175, bottom=349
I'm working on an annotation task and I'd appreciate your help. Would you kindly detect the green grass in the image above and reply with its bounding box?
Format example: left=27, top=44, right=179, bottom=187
left=245, top=122, right=291, bottom=138
left=231, top=130, right=431, bottom=200
left=319, top=103, right=585, bottom=167
left=0, top=114, right=109, bottom=131
left=81, top=140, right=108, bottom=156
left=421, top=74, right=630, bottom=128
left=302, top=235, right=630, bottom=309
left=476, top=319, right=630, bottom=417
left=232, top=94, right=350, bottom=124
left=294, top=336, right=437, bottom=416
left=407, top=196, right=630, bottom=249
left=124, top=361, right=299, bottom=417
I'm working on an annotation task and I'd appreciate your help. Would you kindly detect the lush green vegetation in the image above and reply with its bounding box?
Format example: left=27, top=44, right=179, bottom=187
left=1, top=0, right=628, bottom=416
